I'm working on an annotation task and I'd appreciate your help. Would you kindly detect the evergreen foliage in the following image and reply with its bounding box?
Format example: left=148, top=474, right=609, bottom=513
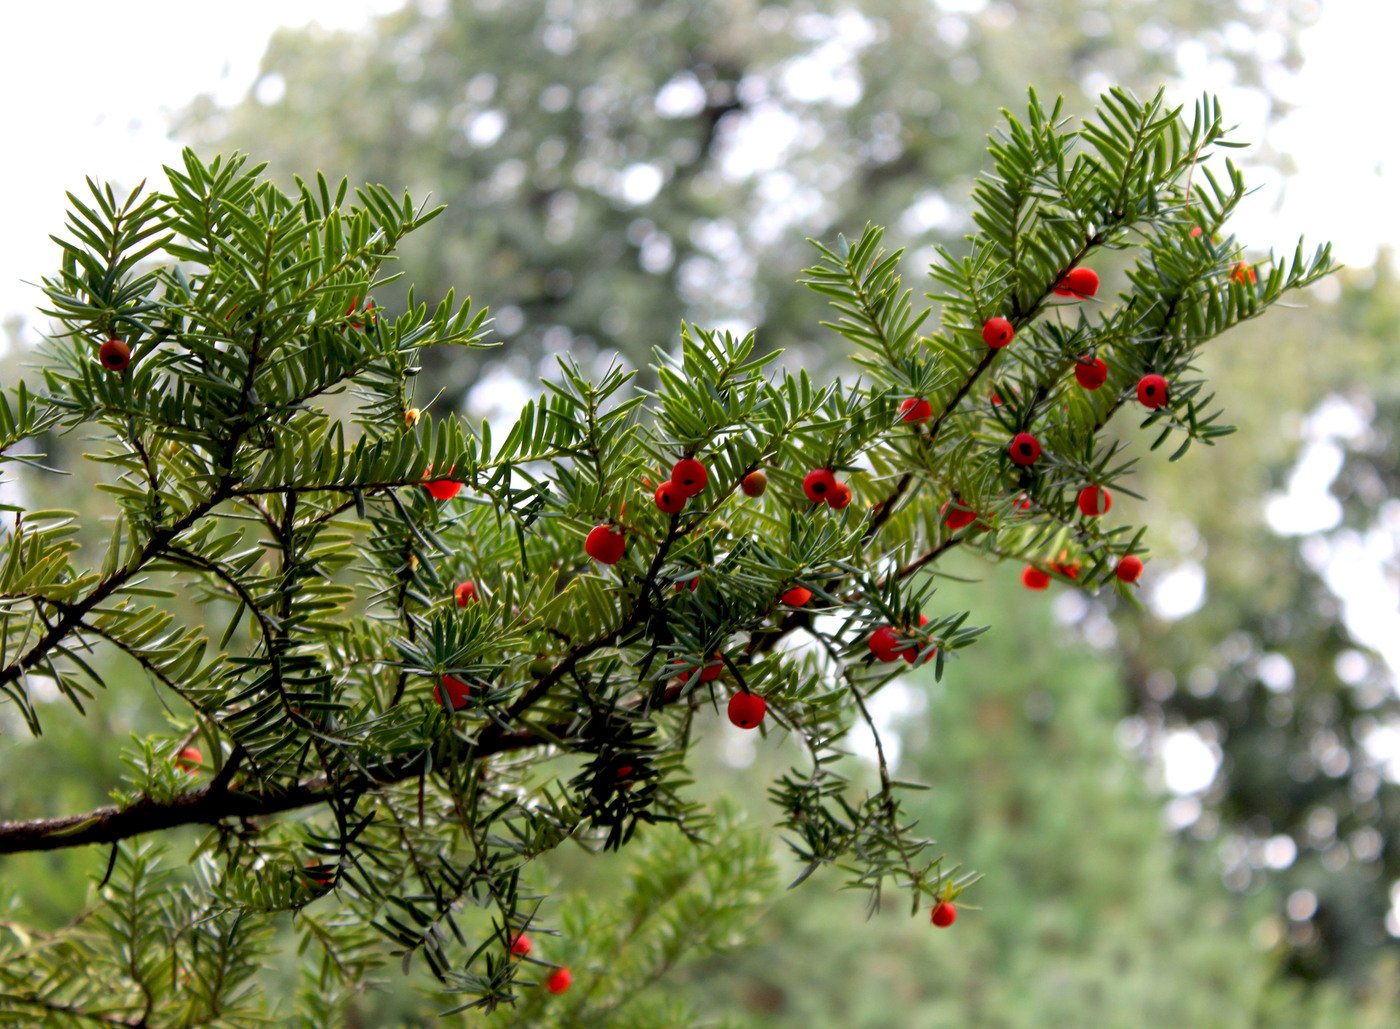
left=0, top=90, right=1329, bottom=1019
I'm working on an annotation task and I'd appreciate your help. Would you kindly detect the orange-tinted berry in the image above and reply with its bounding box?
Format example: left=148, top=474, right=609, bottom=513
left=727, top=691, right=767, bottom=729
left=826, top=481, right=853, bottom=509
left=1231, top=261, right=1257, bottom=286
left=741, top=470, right=768, bottom=497
left=99, top=337, right=131, bottom=371
left=174, top=746, right=202, bottom=773
left=585, top=524, right=626, bottom=564
left=781, top=585, right=812, bottom=607
left=454, top=581, right=478, bottom=606
left=1021, top=566, right=1050, bottom=590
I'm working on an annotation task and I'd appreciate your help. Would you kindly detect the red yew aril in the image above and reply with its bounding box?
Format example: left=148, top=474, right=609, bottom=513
left=434, top=675, right=472, bottom=710
left=546, top=967, right=573, bottom=994
left=99, top=337, right=131, bottom=371
left=671, top=457, right=708, bottom=497
left=803, top=468, right=837, bottom=503
left=1115, top=554, right=1144, bottom=583
left=1008, top=432, right=1041, bottom=465
left=1136, top=373, right=1169, bottom=409
left=423, top=468, right=463, bottom=500
left=727, top=691, right=767, bottom=729
left=174, top=746, right=203, bottom=773
left=1053, top=266, right=1099, bottom=299
left=454, top=581, right=478, bottom=606
left=941, top=499, right=977, bottom=531
left=654, top=480, right=686, bottom=514
left=1076, top=485, right=1112, bottom=517
left=741, top=470, right=768, bottom=497
left=982, top=316, right=1014, bottom=348
left=699, top=654, right=725, bottom=682
left=900, top=397, right=933, bottom=423
left=826, top=481, right=853, bottom=510
left=1231, top=261, right=1257, bottom=285
left=931, top=901, right=957, bottom=927
left=1021, top=566, right=1050, bottom=590
left=511, top=933, right=532, bottom=958
left=781, top=586, right=812, bottom=607
left=585, top=524, right=626, bottom=564
left=1074, top=356, right=1108, bottom=390
left=868, top=626, right=900, bottom=662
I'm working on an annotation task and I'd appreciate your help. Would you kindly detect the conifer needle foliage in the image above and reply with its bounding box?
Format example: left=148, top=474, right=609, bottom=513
left=0, top=89, right=1331, bottom=1020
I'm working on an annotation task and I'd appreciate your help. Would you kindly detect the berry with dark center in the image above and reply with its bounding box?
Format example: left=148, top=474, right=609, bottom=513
left=1115, top=554, right=1144, bottom=583
left=741, top=470, right=768, bottom=497
left=941, top=499, right=977, bottom=531
left=1073, top=356, right=1108, bottom=390
left=1008, top=432, right=1041, bottom=466
left=1136, top=374, right=1169, bottom=409
left=454, top=581, right=478, bottom=606
left=1053, top=266, right=1099, bottom=299
left=1021, top=566, right=1050, bottom=590
left=781, top=585, right=812, bottom=607
left=868, top=626, right=900, bottom=663
left=654, top=480, right=686, bottom=514
left=900, top=397, right=933, bottom=423
left=930, top=901, right=957, bottom=927
left=802, top=468, right=837, bottom=503
left=1076, top=485, right=1112, bottom=517
left=547, top=967, right=573, bottom=994
left=174, top=746, right=203, bottom=773
left=981, top=316, right=1014, bottom=348
left=671, top=458, right=708, bottom=497
left=434, top=674, right=472, bottom=710
left=826, top=481, right=853, bottom=509
left=511, top=933, right=532, bottom=958
left=585, top=524, right=626, bottom=564
left=727, top=691, right=767, bottom=729
left=99, top=337, right=131, bottom=371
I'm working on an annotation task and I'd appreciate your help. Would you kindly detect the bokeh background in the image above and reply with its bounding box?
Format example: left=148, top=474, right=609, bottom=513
left=2, top=0, right=1397, bottom=1023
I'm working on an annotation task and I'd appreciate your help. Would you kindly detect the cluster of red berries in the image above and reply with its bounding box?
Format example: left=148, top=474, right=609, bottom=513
left=508, top=933, right=573, bottom=994
left=671, top=653, right=768, bottom=729
left=941, top=497, right=981, bottom=532
left=802, top=468, right=852, bottom=509
left=1022, top=551, right=1143, bottom=589
left=1053, top=266, right=1100, bottom=299
left=867, top=614, right=934, bottom=665
left=654, top=457, right=708, bottom=515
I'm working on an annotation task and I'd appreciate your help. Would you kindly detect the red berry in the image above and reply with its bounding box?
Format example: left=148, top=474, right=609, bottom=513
left=826, top=481, right=853, bottom=510
left=1136, top=374, right=1169, bottom=409
left=434, top=674, right=471, bottom=710
left=727, top=691, right=767, bottom=729
left=991, top=391, right=1003, bottom=407
left=1053, top=266, right=1099, bottom=299
left=781, top=586, right=812, bottom=607
left=654, top=480, right=686, bottom=514
left=699, top=654, right=724, bottom=682
left=900, top=638, right=934, bottom=666
left=454, top=581, right=478, bottom=606
left=1189, top=225, right=1204, bottom=239
left=99, top=337, right=131, bottom=371
left=1073, top=356, right=1108, bottom=390
left=741, top=470, right=768, bottom=497
left=674, top=576, right=699, bottom=592
left=941, top=499, right=977, bottom=531
left=1049, top=555, right=1081, bottom=580
left=1230, top=261, right=1257, bottom=286
left=1076, top=485, right=1112, bottom=517
left=981, top=316, right=1014, bottom=348
left=671, top=458, right=708, bottom=497
left=868, top=626, right=900, bottom=663
left=1115, top=554, right=1144, bottom=583
left=304, top=862, right=334, bottom=888
left=585, top=524, right=626, bottom=564
left=546, top=967, right=573, bottom=994
left=899, top=397, right=933, bottom=423
left=931, top=901, right=957, bottom=927
left=1013, top=493, right=1032, bottom=512
left=1008, top=432, right=1041, bottom=465
left=174, top=746, right=202, bottom=773
left=511, top=933, right=532, bottom=958
left=423, top=470, right=463, bottom=501
left=802, top=468, right=837, bottom=503
left=1021, top=566, right=1050, bottom=590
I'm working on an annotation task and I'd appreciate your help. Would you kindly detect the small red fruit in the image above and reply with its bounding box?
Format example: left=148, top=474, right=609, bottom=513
left=1230, top=261, right=1257, bottom=286
left=585, top=524, right=626, bottom=564
left=547, top=967, right=573, bottom=994
left=1021, top=566, right=1050, bottom=590
left=99, top=337, right=131, bottom=371
left=1013, top=493, right=1032, bottom=512
left=1115, top=554, right=1144, bottom=583
left=510, top=933, right=532, bottom=958
left=941, top=499, right=976, bottom=531
left=1073, top=356, right=1108, bottom=390
left=174, top=746, right=202, bottom=773
left=931, top=901, right=957, bottom=927
left=803, top=468, right=837, bottom=503
left=454, top=581, right=478, bottom=606
left=675, top=576, right=699, bottom=592
left=1136, top=374, right=1169, bottom=409
left=826, top=481, right=853, bottom=510
left=434, top=674, right=472, bottom=710
left=981, top=316, right=1014, bottom=348
left=900, top=397, right=933, bottom=423
left=423, top=468, right=463, bottom=500
left=868, top=626, right=900, bottom=663
left=1008, top=432, right=1041, bottom=466
left=1053, top=266, right=1099, bottom=299
left=727, top=691, right=767, bottom=729
left=1076, top=485, right=1112, bottom=517
left=700, top=654, right=725, bottom=682
left=741, top=470, right=768, bottom=497
left=671, top=458, right=708, bottom=497
left=654, top=480, right=686, bottom=514
left=1190, top=225, right=1204, bottom=239
left=781, top=585, right=812, bottom=607
left=1049, top=555, right=1081, bottom=580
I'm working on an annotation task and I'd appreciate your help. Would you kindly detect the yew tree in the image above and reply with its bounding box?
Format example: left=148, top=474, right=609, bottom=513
left=0, top=89, right=1330, bottom=1021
